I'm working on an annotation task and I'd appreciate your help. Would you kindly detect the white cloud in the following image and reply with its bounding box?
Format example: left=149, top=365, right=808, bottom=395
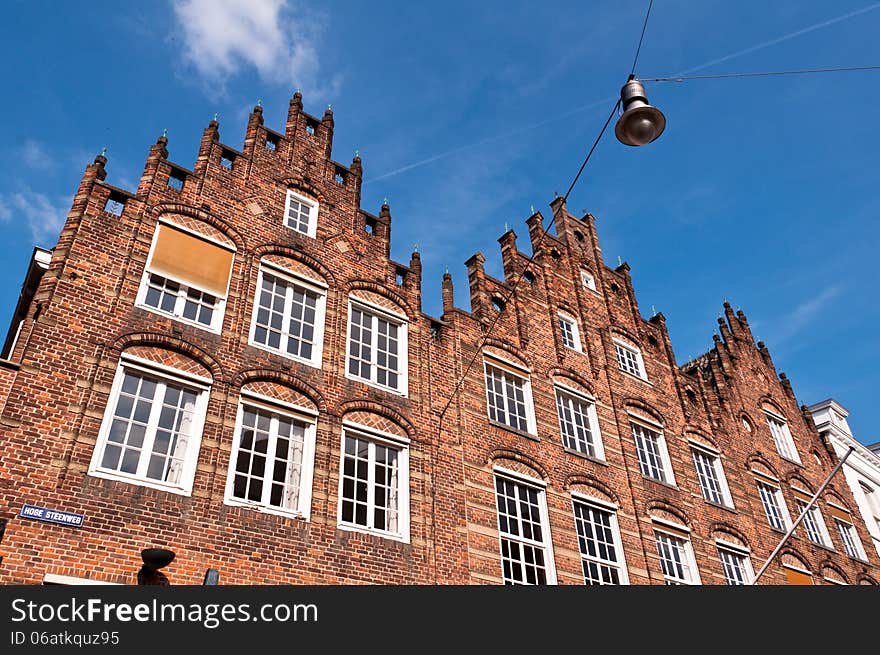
left=0, top=189, right=67, bottom=245
left=20, top=139, right=54, bottom=172
left=172, top=0, right=339, bottom=96
left=765, top=284, right=843, bottom=347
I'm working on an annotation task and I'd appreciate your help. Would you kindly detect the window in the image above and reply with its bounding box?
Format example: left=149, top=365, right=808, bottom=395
left=614, top=339, right=646, bottom=379
left=338, top=426, right=410, bottom=541
left=137, top=223, right=234, bottom=332
left=483, top=358, right=535, bottom=434
left=558, top=313, right=582, bottom=351
left=756, top=479, right=791, bottom=531
left=225, top=398, right=316, bottom=518
left=832, top=512, right=866, bottom=560
left=572, top=497, right=627, bottom=585
left=89, top=358, right=209, bottom=494
left=765, top=411, right=801, bottom=464
left=717, top=544, right=754, bottom=585
left=859, top=483, right=880, bottom=556
left=793, top=493, right=832, bottom=548
left=691, top=445, right=733, bottom=508
left=555, top=387, right=603, bottom=459
left=249, top=264, right=326, bottom=367
left=580, top=270, right=596, bottom=291
left=284, top=190, right=318, bottom=238
left=631, top=420, right=674, bottom=484
left=494, top=472, right=556, bottom=585
left=347, top=300, right=408, bottom=394
left=783, top=566, right=814, bottom=585
left=654, top=529, right=700, bottom=585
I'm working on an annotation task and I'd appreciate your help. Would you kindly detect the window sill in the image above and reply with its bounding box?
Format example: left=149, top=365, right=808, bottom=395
left=618, top=369, right=652, bottom=385
left=345, top=372, right=408, bottom=398
left=135, top=304, right=223, bottom=335
left=562, top=447, right=608, bottom=467
left=704, top=500, right=737, bottom=514
left=641, top=475, right=678, bottom=491
left=563, top=346, right=586, bottom=357
left=223, top=498, right=309, bottom=522
left=336, top=522, right=409, bottom=544
left=87, top=469, right=191, bottom=497
left=247, top=340, right=322, bottom=370
left=779, top=454, right=804, bottom=468
left=488, top=419, right=539, bottom=442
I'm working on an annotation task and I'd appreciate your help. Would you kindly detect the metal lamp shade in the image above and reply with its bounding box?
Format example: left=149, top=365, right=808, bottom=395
left=614, top=78, right=666, bottom=146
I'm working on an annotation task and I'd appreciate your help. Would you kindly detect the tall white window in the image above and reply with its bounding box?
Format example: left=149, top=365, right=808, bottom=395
left=580, top=270, right=596, bottom=291
left=765, top=411, right=801, bottom=464
left=632, top=420, right=675, bottom=485
left=347, top=300, right=408, bottom=395
left=717, top=543, right=754, bottom=585
left=691, top=445, right=733, bottom=508
left=654, top=528, right=700, bottom=585
left=756, top=479, right=792, bottom=531
left=284, top=190, right=318, bottom=237
left=614, top=339, right=646, bottom=379
left=859, top=482, right=880, bottom=556
left=494, top=472, right=556, bottom=585
left=793, top=494, right=832, bottom=548
left=224, top=398, right=316, bottom=519
left=558, top=313, right=582, bottom=351
left=572, top=496, right=627, bottom=585
left=338, top=425, right=409, bottom=541
left=830, top=507, right=866, bottom=560
left=249, top=265, right=326, bottom=367
left=484, top=358, right=536, bottom=434
left=555, top=387, right=603, bottom=459
left=89, top=358, right=209, bottom=494
left=137, top=223, right=234, bottom=332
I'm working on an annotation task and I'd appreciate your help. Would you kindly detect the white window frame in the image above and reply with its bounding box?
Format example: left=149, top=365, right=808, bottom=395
left=690, top=441, right=734, bottom=508
left=482, top=356, right=537, bottom=435
left=653, top=525, right=701, bottom=585
left=764, top=409, right=802, bottom=465
left=554, top=384, right=604, bottom=460
left=858, top=482, right=880, bottom=558
left=755, top=478, right=793, bottom=531
left=613, top=338, right=647, bottom=380
left=793, top=493, right=833, bottom=548
left=493, top=467, right=557, bottom=585
left=88, top=355, right=210, bottom=495
left=580, top=270, right=597, bottom=291
left=630, top=415, right=675, bottom=485
left=223, top=393, right=317, bottom=520
left=136, top=221, right=234, bottom=334
left=558, top=312, right=583, bottom=352
left=283, top=189, right=318, bottom=238
left=336, top=422, right=410, bottom=543
left=832, top=512, right=867, bottom=561
left=248, top=262, right=327, bottom=368
left=345, top=298, right=409, bottom=396
left=716, top=540, right=755, bottom=585
left=571, top=493, right=628, bottom=585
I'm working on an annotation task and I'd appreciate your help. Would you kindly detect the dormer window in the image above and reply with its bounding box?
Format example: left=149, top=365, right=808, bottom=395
left=284, top=190, right=318, bottom=238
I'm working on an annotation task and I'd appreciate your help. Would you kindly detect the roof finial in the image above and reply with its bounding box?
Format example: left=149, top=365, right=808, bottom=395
left=504, top=222, right=509, bottom=232
left=101, top=147, right=107, bottom=157
left=162, top=128, right=167, bottom=138
left=213, top=112, right=218, bottom=122
left=327, top=103, right=332, bottom=110
left=257, top=99, right=262, bottom=107
left=445, top=264, right=449, bottom=275
left=651, top=305, right=657, bottom=317
left=617, top=255, right=623, bottom=266
left=354, top=149, right=360, bottom=158
left=413, top=243, right=419, bottom=253
left=383, top=196, right=388, bottom=205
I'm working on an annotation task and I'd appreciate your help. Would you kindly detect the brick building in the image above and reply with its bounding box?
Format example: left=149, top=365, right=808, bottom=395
left=0, top=95, right=877, bottom=585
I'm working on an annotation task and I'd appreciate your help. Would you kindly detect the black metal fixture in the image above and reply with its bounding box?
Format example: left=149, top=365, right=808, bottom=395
left=614, top=75, right=667, bottom=146
left=137, top=547, right=175, bottom=585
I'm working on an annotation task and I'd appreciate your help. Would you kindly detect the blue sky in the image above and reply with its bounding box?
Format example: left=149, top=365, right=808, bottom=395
left=0, top=1, right=877, bottom=444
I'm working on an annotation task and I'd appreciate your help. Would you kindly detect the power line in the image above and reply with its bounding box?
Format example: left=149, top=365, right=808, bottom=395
left=631, top=0, right=655, bottom=75
left=643, top=64, right=880, bottom=83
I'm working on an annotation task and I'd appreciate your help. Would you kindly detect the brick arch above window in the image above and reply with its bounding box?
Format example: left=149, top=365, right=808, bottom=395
left=239, top=381, right=319, bottom=415
left=646, top=500, right=691, bottom=529
left=820, top=562, right=849, bottom=585
left=623, top=398, right=666, bottom=427
left=747, top=453, right=782, bottom=479
left=339, top=400, right=415, bottom=441
left=684, top=427, right=719, bottom=452
left=710, top=524, right=750, bottom=549
left=346, top=281, right=411, bottom=318
left=151, top=203, right=244, bottom=251
left=155, top=214, right=237, bottom=250
left=488, top=449, right=548, bottom=483
left=548, top=369, right=596, bottom=398
left=565, top=476, right=619, bottom=506
left=252, top=245, right=335, bottom=285
left=276, top=178, right=325, bottom=204
left=232, top=369, right=326, bottom=411
left=760, top=398, right=788, bottom=420
left=780, top=549, right=811, bottom=572
left=111, top=333, right=222, bottom=380
left=610, top=327, right=642, bottom=350
left=858, top=575, right=878, bottom=585
left=259, top=254, right=328, bottom=287
left=786, top=474, right=815, bottom=494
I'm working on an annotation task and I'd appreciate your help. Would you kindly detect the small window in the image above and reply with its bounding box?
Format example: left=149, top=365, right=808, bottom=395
left=89, top=359, right=209, bottom=494
left=334, top=168, right=346, bottom=185
left=614, top=339, right=646, bottom=380
left=831, top=507, right=866, bottom=560
left=794, top=495, right=832, bottom=548
left=265, top=133, right=280, bottom=151
left=491, top=297, right=505, bottom=313
left=347, top=300, right=408, bottom=395
left=756, top=479, right=792, bottom=531
left=558, top=313, right=582, bottom=351
left=555, top=387, right=603, bottom=459
left=484, top=358, right=536, bottom=434
left=632, top=421, right=674, bottom=484
left=654, top=529, right=700, bottom=585
left=494, top=472, right=556, bottom=585
left=573, top=230, right=584, bottom=242
left=395, top=270, right=405, bottom=286
left=137, top=223, right=234, bottom=333
left=284, top=190, right=319, bottom=238
left=717, top=543, right=754, bottom=585
left=691, top=445, right=734, bottom=508
left=219, top=150, right=235, bottom=170
left=741, top=416, right=753, bottom=432
left=338, top=426, right=409, bottom=541
left=572, top=497, right=628, bottom=584
left=167, top=168, right=186, bottom=191
left=765, top=411, right=801, bottom=464
left=305, top=120, right=317, bottom=136
left=104, top=194, right=125, bottom=217
left=580, top=271, right=596, bottom=291
left=523, top=270, right=535, bottom=286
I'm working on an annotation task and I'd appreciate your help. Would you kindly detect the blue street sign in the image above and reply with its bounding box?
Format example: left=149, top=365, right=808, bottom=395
left=19, top=504, right=84, bottom=528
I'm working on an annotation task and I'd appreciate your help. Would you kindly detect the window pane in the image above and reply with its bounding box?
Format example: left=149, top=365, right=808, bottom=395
left=573, top=501, right=622, bottom=585
left=495, top=476, right=550, bottom=585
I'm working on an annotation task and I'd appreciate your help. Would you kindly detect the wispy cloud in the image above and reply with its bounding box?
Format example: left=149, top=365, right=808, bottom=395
left=765, top=285, right=844, bottom=346
left=171, top=0, right=340, bottom=97
left=0, top=189, right=68, bottom=245
left=20, top=139, right=54, bottom=172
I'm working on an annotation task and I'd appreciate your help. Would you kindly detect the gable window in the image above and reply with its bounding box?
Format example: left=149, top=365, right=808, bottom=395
left=555, top=386, right=603, bottom=459
left=89, top=357, right=209, bottom=494
left=691, top=443, right=733, bottom=508
left=346, top=299, right=408, bottom=395
left=756, top=478, right=792, bottom=532
left=572, top=496, right=627, bottom=585
left=483, top=357, right=536, bottom=434
left=792, top=489, right=832, bottom=548
left=494, top=470, right=556, bottom=585
left=654, top=527, right=700, bottom=585
left=137, top=223, right=234, bottom=332
left=829, top=504, right=866, bottom=560
left=337, top=424, right=410, bottom=541
left=225, top=396, right=316, bottom=519
left=249, top=264, right=326, bottom=367
left=558, top=313, right=582, bottom=351
left=783, top=565, right=814, bottom=585
left=631, top=419, right=675, bottom=485
left=764, top=410, right=801, bottom=464
left=717, top=542, right=754, bottom=585
left=614, top=338, right=646, bottom=379
left=284, top=190, right=318, bottom=238
left=580, top=270, right=596, bottom=291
